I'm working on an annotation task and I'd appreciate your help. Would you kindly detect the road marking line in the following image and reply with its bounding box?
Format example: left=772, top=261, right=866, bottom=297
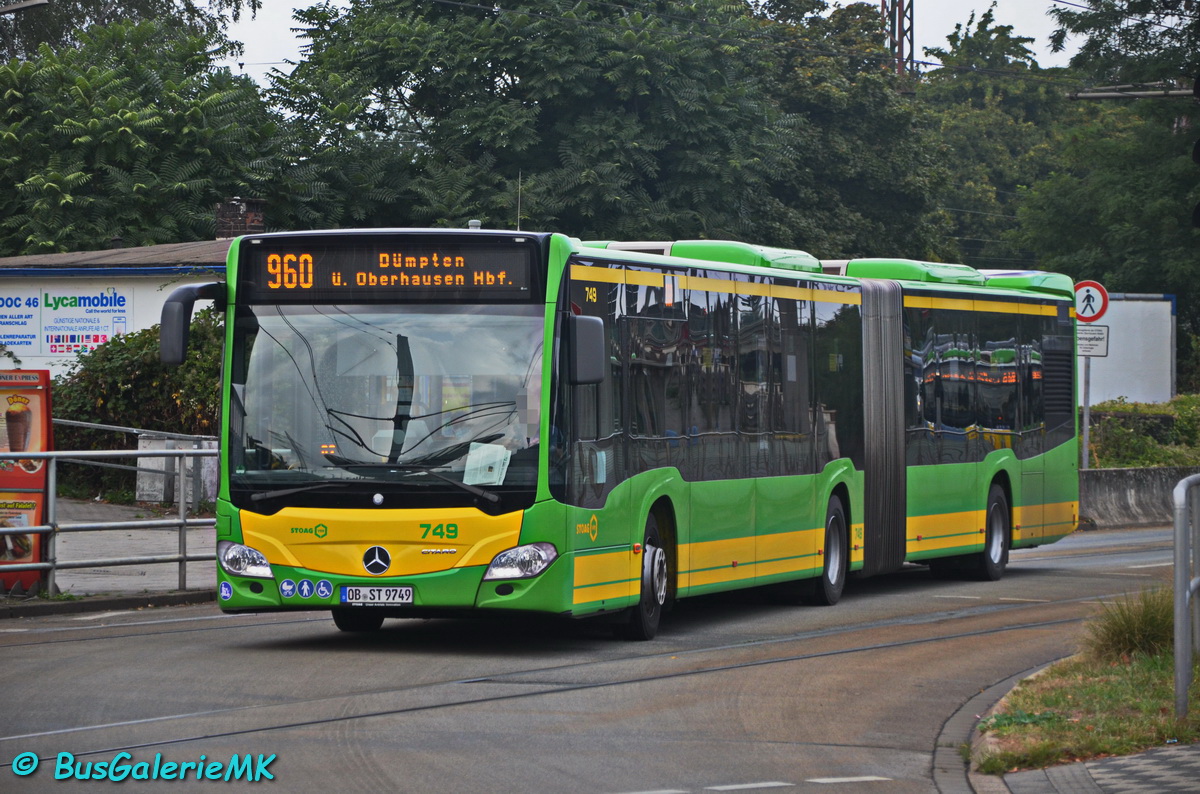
left=932, top=595, right=982, bottom=599
left=71, top=611, right=129, bottom=620
left=705, top=784, right=795, bottom=791
left=805, top=777, right=891, bottom=784
left=999, top=598, right=1049, bottom=602
left=1127, top=562, right=1172, bottom=569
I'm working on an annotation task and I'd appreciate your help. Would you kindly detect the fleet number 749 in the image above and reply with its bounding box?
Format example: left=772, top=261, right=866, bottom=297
left=420, top=523, right=458, bottom=539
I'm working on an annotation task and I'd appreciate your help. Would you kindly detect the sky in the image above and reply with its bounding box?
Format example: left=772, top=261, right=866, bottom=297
left=220, top=1, right=1079, bottom=85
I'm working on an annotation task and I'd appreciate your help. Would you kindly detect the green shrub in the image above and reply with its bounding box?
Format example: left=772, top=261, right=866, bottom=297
left=1081, top=587, right=1174, bottom=662
left=1088, top=395, right=1200, bottom=467
left=51, top=308, right=222, bottom=495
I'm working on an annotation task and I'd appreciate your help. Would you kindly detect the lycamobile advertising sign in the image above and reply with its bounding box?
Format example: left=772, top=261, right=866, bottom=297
left=0, top=287, right=131, bottom=356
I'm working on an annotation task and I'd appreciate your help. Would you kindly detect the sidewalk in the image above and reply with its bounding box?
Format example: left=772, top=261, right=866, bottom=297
left=998, top=744, right=1200, bottom=793
left=0, top=498, right=216, bottom=617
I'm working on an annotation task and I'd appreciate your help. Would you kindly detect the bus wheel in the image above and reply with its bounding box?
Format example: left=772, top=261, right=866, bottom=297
left=805, top=497, right=848, bottom=606
left=617, top=513, right=669, bottom=641
left=974, top=484, right=1010, bottom=581
left=331, top=608, right=384, bottom=632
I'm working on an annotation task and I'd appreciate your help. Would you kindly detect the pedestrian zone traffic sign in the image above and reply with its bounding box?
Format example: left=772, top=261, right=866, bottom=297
left=1074, top=280, right=1108, bottom=323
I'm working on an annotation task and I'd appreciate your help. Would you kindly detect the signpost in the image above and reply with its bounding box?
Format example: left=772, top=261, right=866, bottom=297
left=1075, top=281, right=1109, bottom=471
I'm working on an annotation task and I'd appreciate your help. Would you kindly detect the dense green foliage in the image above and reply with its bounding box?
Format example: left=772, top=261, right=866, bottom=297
left=273, top=0, right=945, bottom=256
left=51, top=309, right=222, bottom=494
left=1051, top=0, right=1200, bottom=84
left=918, top=8, right=1083, bottom=270
left=1087, top=396, right=1200, bottom=467
left=0, top=22, right=281, bottom=254
left=0, top=0, right=260, bottom=62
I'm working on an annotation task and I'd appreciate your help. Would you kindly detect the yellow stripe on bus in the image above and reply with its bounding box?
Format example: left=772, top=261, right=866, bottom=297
left=812, top=288, right=861, bottom=305
left=571, top=264, right=862, bottom=306
left=904, top=295, right=1061, bottom=316
left=906, top=509, right=985, bottom=553
left=756, top=527, right=822, bottom=578
left=682, top=535, right=756, bottom=587
left=684, top=275, right=739, bottom=294
left=570, top=264, right=624, bottom=284
left=572, top=550, right=637, bottom=605
left=624, top=269, right=665, bottom=287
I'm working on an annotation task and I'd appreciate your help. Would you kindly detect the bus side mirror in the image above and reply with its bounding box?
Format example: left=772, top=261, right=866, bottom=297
left=567, top=314, right=605, bottom=385
left=161, top=282, right=225, bottom=366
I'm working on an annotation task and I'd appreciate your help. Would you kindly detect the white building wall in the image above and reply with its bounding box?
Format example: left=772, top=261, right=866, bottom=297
left=1078, top=296, right=1175, bottom=405
left=0, top=274, right=220, bottom=377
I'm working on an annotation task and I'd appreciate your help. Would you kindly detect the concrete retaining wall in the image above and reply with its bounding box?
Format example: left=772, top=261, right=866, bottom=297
left=1079, top=466, right=1200, bottom=528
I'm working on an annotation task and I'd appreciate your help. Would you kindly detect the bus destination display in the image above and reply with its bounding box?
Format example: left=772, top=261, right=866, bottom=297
left=240, top=241, right=534, bottom=302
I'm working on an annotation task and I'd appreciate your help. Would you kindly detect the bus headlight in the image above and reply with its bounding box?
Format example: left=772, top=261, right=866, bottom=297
left=217, top=541, right=273, bottom=579
left=483, top=542, right=558, bottom=580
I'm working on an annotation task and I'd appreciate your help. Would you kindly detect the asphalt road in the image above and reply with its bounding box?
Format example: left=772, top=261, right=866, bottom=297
left=0, top=528, right=1173, bottom=793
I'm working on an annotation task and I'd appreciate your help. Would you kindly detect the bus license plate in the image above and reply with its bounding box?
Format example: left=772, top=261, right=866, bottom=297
left=340, top=586, right=414, bottom=605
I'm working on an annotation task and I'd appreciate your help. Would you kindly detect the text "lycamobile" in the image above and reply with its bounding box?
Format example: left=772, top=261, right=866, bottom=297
left=44, top=293, right=127, bottom=311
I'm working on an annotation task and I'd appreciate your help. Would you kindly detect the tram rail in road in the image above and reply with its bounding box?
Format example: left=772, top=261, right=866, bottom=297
left=0, top=527, right=1171, bottom=793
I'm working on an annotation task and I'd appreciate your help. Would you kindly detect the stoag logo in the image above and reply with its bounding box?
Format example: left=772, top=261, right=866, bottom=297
left=575, top=514, right=599, bottom=542
left=290, top=523, right=329, bottom=539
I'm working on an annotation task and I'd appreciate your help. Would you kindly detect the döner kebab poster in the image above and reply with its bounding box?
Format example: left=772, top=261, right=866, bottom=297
left=0, top=370, right=52, bottom=591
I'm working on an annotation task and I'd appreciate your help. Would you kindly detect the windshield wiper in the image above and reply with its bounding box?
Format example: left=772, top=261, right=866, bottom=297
left=249, top=482, right=348, bottom=502
left=323, top=454, right=501, bottom=504
left=390, top=464, right=501, bottom=505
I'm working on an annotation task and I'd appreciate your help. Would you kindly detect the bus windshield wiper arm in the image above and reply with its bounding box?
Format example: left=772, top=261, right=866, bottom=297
left=324, top=453, right=502, bottom=504
left=249, top=482, right=346, bottom=502
left=390, top=464, right=501, bottom=504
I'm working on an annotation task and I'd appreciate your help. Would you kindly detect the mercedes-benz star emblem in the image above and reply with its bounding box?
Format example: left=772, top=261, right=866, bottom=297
left=363, top=546, right=391, bottom=575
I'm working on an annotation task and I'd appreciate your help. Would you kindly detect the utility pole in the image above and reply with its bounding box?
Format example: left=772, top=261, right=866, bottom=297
left=881, top=0, right=915, bottom=76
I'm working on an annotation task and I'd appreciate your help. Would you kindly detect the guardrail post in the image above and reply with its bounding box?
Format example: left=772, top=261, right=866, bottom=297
left=164, top=439, right=176, bottom=504
left=177, top=452, right=187, bottom=591
left=1173, top=474, right=1200, bottom=719
left=1193, top=482, right=1200, bottom=659
left=190, top=438, right=201, bottom=511
left=45, top=456, right=58, bottom=596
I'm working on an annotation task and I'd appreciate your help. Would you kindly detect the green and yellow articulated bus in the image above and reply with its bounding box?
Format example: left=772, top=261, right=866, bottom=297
left=161, top=229, right=1080, bottom=640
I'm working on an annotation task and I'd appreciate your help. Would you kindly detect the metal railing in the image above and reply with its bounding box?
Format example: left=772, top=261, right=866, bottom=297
left=0, top=448, right=217, bottom=595
left=1171, top=474, right=1200, bottom=719
left=53, top=418, right=217, bottom=505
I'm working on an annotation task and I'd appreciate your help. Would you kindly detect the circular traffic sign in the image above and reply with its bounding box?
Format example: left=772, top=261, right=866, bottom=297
left=1074, top=280, right=1109, bottom=323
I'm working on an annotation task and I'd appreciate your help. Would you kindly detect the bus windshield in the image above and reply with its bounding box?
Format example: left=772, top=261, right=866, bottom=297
left=229, top=303, right=544, bottom=509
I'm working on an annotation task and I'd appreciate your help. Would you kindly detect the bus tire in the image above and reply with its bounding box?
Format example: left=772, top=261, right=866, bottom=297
left=974, top=484, right=1010, bottom=581
left=805, top=497, right=848, bottom=606
left=617, top=513, right=669, bottom=641
left=331, top=608, right=385, bottom=632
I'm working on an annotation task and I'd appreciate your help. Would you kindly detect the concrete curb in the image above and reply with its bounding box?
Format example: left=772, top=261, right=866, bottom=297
left=934, top=661, right=1059, bottom=793
left=0, top=589, right=215, bottom=619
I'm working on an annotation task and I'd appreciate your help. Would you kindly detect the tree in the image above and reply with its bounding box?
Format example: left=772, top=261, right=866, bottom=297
left=1010, top=102, right=1200, bottom=328
left=1050, top=0, right=1200, bottom=85
left=756, top=1, right=951, bottom=257
left=919, top=5, right=1084, bottom=270
left=0, top=20, right=281, bottom=254
left=275, top=0, right=946, bottom=257
left=0, top=0, right=260, bottom=62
